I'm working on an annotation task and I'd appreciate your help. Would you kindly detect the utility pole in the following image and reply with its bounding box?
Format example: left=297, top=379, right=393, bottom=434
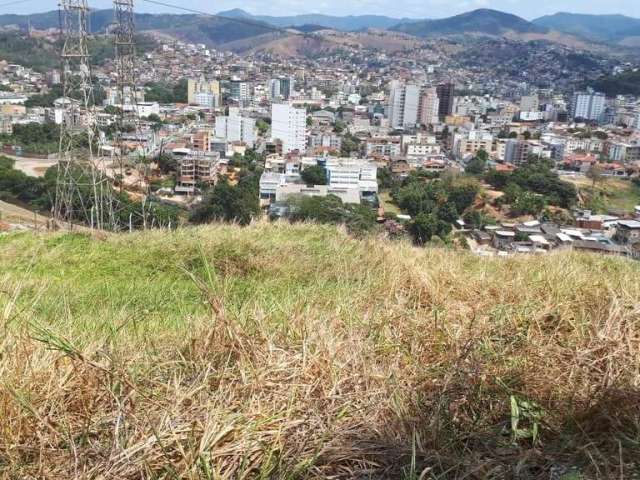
left=55, top=0, right=116, bottom=230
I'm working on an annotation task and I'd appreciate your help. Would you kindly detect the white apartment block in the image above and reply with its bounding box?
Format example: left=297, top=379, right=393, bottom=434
left=388, top=80, right=419, bottom=130
left=571, top=91, right=606, bottom=122
left=271, top=103, right=307, bottom=154
left=215, top=107, right=257, bottom=148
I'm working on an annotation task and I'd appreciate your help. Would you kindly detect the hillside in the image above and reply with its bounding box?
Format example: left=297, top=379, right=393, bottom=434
left=391, top=9, right=548, bottom=37
left=1, top=223, right=639, bottom=478
left=533, top=12, right=640, bottom=45
left=218, top=8, right=416, bottom=31
left=590, top=69, right=640, bottom=96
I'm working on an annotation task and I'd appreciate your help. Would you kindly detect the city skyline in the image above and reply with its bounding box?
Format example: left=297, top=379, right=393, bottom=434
left=2, top=0, right=640, bottom=20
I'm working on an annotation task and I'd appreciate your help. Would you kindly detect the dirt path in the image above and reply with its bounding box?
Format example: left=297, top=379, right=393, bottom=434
left=4, top=154, right=58, bottom=178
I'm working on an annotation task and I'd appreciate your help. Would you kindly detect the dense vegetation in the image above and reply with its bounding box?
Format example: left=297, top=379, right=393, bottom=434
left=391, top=170, right=480, bottom=243
left=0, top=155, right=53, bottom=211
left=143, top=79, right=188, bottom=104
left=591, top=69, right=640, bottom=97
left=0, top=122, right=60, bottom=155
left=1, top=224, right=638, bottom=478
left=0, top=32, right=58, bottom=71
left=190, top=171, right=261, bottom=226
left=284, top=194, right=377, bottom=235
left=0, top=33, right=156, bottom=72
left=0, top=155, right=180, bottom=228
left=485, top=160, right=578, bottom=211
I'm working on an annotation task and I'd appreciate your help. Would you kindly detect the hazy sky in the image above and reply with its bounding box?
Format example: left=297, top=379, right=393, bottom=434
left=3, top=0, right=640, bottom=19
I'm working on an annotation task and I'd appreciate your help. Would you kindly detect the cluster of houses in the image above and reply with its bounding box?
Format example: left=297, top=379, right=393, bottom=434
left=467, top=208, right=640, bottom=258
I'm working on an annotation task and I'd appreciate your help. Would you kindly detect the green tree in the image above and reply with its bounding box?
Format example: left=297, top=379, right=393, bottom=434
left=301, top=165, right=327, bottom=186
left=287, top=194, right=376, bottom=235
left=410, top=213, right=451, bottom=245
left=465, top=156, right=487, bottom=175
left=189, top=174, right=259, bottom=226
left=257, top=119, right=270, bottom=135
left=104, top=105, right=122, bottom=115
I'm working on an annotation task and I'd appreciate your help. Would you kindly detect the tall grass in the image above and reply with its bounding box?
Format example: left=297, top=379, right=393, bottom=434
left=1, top=222, right=639, bottom=478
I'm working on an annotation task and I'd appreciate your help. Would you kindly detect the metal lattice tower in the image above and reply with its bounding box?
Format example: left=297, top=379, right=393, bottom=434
left=113, top=0, right=141, bottom=180
left=55, top=0, right=116, bottom=230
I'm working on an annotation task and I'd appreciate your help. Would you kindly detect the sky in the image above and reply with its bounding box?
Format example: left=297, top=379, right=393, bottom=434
left=2, top=0, right=640, bottom=19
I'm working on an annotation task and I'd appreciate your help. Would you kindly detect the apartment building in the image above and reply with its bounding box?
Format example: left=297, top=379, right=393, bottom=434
left=271, top=103, right=307, bottom=154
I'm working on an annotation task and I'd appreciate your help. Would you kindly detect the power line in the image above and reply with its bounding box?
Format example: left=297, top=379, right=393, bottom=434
left=138, top=0, right=304, bottom=37
left=0, top=0, right=38, bottom=9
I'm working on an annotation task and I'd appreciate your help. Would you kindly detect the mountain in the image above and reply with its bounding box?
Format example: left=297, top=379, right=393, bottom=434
left=391, top=8, right=548, bottom=37
left=217, top=8, right=414, bottom=31
left=0, top=9, right=278, bottom=45
left=533, top=12, right=640, bottom=45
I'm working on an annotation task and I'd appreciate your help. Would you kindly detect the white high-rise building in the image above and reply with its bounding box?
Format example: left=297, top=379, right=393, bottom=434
left=271, top=103, right=307, bottom=153
left=571, top=91, right=606, bottom=122
left=215, top=107, right=257, bottom=148
left=419, top=87, right=440, bottom=126
left=388, top=80, right=420, bottom=130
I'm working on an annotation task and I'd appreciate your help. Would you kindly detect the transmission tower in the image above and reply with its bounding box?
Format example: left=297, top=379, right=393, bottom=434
left=113, top=0, right=142, bottom=188
left=55, top=0, right=116, bottom=230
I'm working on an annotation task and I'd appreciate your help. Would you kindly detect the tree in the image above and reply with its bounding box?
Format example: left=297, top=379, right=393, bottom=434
left=437, top=202, right=459, bottom=223
left=485, top=169, right=511, bottom=189
left=190, top=174, right=259, bottom=226
left=301, top=165, right=327, bottom=186
left=257, top=119, right=270, bottom=135
left=409, top=213, right=451, bottom=245
left=104, top=105, right=122, bottom=115
left=377, top=166, right=395, bottom=190
left=447, top=178, right=480, bottom=213
left=511, top=191, right=546, bottom=216
left=155, top=153, right=177, bottom=173
left=465, top=152, right=487, bottom=175
left=586, top=164, right=603, bottom=188
left=340, top=134, right=360, bottom=157
left=286, top=194, right=377, bottom=235
left=147, top=113, right=162, bottom=123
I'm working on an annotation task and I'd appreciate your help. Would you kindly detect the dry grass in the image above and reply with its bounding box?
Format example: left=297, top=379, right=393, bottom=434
left=0, top=222, right=639, bottom=479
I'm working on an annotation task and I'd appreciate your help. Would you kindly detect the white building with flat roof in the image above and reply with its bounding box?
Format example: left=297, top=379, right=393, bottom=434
left=215, top=107, right=257, bottom=148
left=271, top=103, right=307, bottom=154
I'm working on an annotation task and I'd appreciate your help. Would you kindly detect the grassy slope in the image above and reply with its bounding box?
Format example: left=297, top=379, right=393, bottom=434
left=568, top=176, right=640, bottom=213
left=1, top=222, right=639, bottom=478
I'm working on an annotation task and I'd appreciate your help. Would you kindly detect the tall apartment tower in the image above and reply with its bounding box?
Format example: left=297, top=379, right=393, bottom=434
left=418, top=87, right=440, bottom=126
left=436, top=82, right=455, bottom=118
left=388, top=80, right=420, bottom=130
left=571, top=90, right=606, bottom=122
left=271, top=103, right=307, bottom=153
